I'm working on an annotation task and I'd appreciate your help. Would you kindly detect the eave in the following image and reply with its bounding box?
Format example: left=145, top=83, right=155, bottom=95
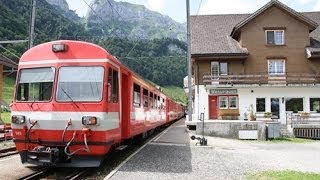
left=192, top=53, right=249, bottom=60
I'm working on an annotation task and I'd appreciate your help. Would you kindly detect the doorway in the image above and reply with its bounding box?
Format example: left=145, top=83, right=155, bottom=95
left=271, top=98, right=280, bottom=119
left=208, top=96, right=218, bottom=119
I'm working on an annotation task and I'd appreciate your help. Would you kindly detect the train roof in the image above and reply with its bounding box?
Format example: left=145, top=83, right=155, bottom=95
left=20, top=40, right=119, bottom=63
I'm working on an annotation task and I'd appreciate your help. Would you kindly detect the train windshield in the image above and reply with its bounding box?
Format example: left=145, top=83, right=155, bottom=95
left=56, top=66, right=104, bottom=102
left=16, top=67, right=55, bottom=102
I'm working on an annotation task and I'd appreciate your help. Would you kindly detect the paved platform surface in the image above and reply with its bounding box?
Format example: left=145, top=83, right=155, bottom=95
left=109, top=119, right=320, bottom=180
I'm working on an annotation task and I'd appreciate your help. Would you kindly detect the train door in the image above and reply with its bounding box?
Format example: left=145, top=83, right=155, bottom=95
left=106, top=66, right=121, bottom=138
left=121, top=72, right=130, bottom=140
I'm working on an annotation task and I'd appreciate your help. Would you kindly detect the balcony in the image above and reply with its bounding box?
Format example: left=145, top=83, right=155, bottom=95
left=203, top=72, right=320, bottom=87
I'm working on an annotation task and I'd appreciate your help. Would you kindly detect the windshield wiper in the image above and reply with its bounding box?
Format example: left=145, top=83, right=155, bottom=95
left=59, top=86, right=80, bottom=109
left=30, top=83, right=52, bottom=108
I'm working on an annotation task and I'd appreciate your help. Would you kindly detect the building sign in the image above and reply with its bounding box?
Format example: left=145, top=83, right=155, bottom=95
left=210, top=89, right=237, bottom=95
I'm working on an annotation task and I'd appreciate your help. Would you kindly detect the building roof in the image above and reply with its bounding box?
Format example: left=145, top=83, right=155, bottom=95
left=191, top=14, right=249, bottom=56
left=191, top=1, right=320, bottom=56
left=0, top=54, right=18, bottom=68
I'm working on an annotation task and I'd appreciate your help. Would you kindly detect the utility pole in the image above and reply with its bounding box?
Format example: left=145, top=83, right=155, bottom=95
left=29, top=0, right=37, bottom=49
left=186, top=0, right=192, bottom=121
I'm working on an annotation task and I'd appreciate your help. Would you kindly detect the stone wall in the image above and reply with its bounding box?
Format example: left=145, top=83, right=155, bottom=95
left=196, top=120, right=266, bottom=140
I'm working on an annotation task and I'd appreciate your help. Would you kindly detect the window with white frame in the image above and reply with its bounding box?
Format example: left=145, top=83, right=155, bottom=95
left=310, top=98, right=320, bottom=112
left=219, top=96, right=228, bottom=109
left=220, top=62, right=228, bottom=75
left=256, top=98, right=266, bottom=112
left=268, top=60, right=285, bottom=75
left=266, top=30, right=284, bottom=45
left=211, top=61, right=228, bottom=76
left=229, top=96, right=238, bottom=109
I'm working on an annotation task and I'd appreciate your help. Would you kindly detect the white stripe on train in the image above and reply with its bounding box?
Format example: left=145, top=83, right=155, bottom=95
left=11, top=111, right=119, bottom=131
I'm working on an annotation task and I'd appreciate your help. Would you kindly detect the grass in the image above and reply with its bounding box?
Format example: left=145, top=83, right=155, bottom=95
left=2, top=76, right=15, bottom=104
left=161, top=85, right=187, bottom=105
left=1, top=112, right=11, bottom=124
left=267, top=137, right=316, bottom=143
left=247, top=170, right=320, bottom=180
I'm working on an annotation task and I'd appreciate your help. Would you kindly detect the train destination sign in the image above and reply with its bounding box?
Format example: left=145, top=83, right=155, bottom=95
left=209, top=89, right=237, bottom=94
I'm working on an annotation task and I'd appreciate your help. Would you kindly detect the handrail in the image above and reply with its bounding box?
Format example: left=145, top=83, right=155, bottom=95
left=203, top=72, right=320, bottom=85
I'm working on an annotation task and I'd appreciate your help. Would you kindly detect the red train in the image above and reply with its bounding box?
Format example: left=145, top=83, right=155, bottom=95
left=11, top=40, right=184, bottom=167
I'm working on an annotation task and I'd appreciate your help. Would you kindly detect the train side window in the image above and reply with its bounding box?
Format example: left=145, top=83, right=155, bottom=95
left=154, top=94, right=157, bottom=109
left=149, top=92, right=153, bottom=108
left=133, top=83, right=141, bottom=107
left=143, top=89, right=148, bottom=107
left=162, top=98, right=165, bottom=109
left=157, top=96, right=160, bottom=109
left=107, top=68, right=119, bottom=103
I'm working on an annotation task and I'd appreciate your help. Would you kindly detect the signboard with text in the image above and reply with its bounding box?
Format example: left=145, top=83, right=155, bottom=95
left=209, top=89, right=237, bottom=95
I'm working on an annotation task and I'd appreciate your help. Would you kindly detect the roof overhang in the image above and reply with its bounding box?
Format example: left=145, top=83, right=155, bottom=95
left=192, top=53, right=249, bottom=60
left=0, top=55, right=18, bottom=68
left=306, top=47, right=320, bottom=59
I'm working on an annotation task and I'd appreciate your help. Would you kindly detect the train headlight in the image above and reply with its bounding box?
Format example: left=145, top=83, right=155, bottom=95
left=52, top=43, right=67, bottom=52
left=82, top=116, right=98, bottom=125
left=12, top=115, right=26, bottom=124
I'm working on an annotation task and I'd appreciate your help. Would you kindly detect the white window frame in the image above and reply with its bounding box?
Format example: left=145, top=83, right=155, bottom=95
left=265, top=30, right=285, bottom=45
left=229, top=96, right=238, bottom=109
left=256, top=98, right=266, bottom=112
left=219, top=96, right=228, bottom=109
left=268, top=60, right=285, bottom=75
left=219, top=62, right=228, bottom=76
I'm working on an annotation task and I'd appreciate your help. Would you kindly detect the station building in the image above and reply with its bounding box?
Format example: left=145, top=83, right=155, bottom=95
left=188, top=0, right=320, bottom=127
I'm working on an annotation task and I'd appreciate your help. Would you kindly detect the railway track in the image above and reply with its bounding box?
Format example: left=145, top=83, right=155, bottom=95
left=18, top=167, right=50, bottom=180
left=0, top=146, right=18, bottom=158
left=18, top=167, right=90, bottom=180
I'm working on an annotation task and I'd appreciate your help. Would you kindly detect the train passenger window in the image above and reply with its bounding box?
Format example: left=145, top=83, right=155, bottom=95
left=154, top=94, right=157, bottom=109
left=162, top=98, right=165, bottom=109
left=158, top=96, right=160, bottom=109
left=143, top=89, right=148, bottom=107
left=133, top=83, right=141, bottom=107
left=16, top=67, right=55, bottom=102
left=107, top=68, right=119, bottom=103
left=149, top=92, right=153, bottom=108
left=160, top=97, right=163, bottom=109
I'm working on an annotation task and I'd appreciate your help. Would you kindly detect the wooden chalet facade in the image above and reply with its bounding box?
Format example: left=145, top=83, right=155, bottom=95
left=189, top=0, right=320, bottom=125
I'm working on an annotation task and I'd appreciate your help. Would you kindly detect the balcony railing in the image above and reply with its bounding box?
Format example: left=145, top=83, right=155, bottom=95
left=203, top=72, right=320, bottom=86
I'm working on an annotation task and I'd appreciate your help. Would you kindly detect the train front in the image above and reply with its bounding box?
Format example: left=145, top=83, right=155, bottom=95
left=11, top=40, right=120, bottom=167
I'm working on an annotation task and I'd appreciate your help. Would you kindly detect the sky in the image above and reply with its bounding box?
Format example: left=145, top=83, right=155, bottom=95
left=66, top=0, right=320, bottom=23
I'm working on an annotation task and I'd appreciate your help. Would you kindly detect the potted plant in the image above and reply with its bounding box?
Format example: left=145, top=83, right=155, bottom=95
left=264, top=112, right=272, bottom=118
left=248, top=104, right=256, bottom=121
left=243, top=112, right=248, bottom=121
left=299, top=111, right=310, bottom=117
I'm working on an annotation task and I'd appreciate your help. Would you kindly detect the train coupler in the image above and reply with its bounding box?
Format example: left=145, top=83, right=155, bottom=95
left=21, top=146, right=61, bottom=164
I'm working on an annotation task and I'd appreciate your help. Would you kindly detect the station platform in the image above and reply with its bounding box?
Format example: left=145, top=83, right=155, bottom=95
left=106, top=118, right=251, bottom=179
left=106, top=118, right=320, bottom=180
